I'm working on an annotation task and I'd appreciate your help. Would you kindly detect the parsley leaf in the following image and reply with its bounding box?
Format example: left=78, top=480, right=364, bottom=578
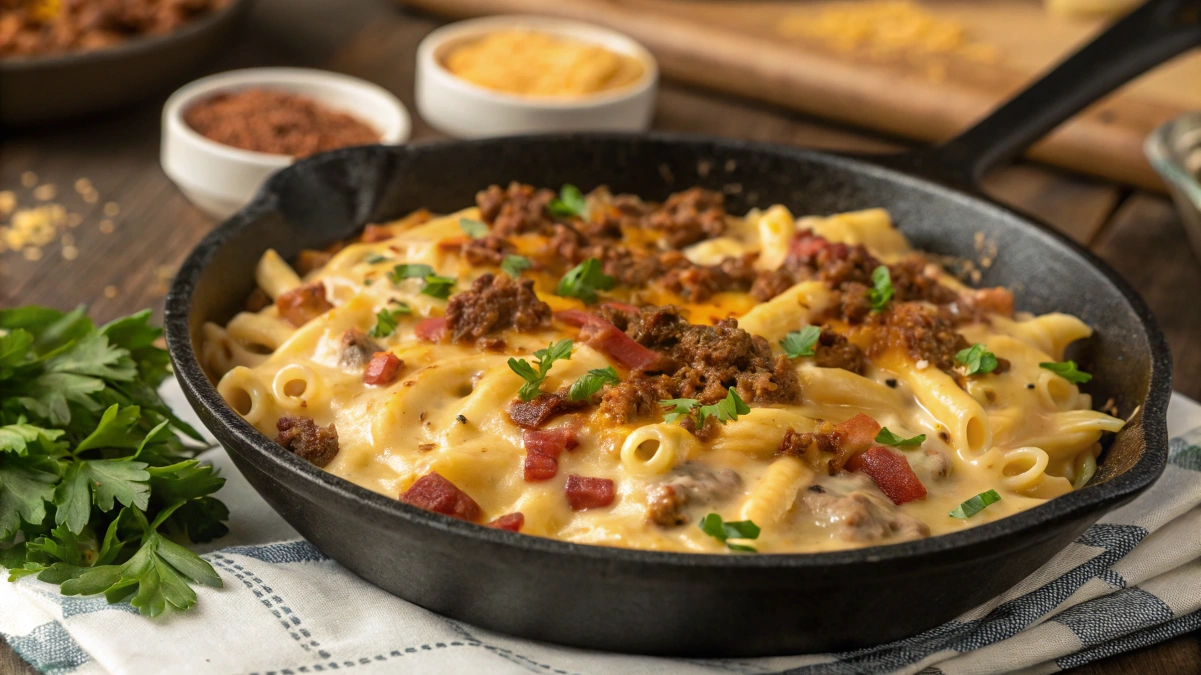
left=1039, top=360, right=1092, bottom=384
left=420, top=275, right=456, bottom=299
left=547, top=184, right=587, bottom=219
left=659, top=398, right=699, bottom=424
left=948, top=489, right=1001, bottom=519
left=697, top=388, right=750, bottom=427
left=875, top=427, right=926, bottom=447
left=956, top=344, right=999, bottom=376
left=699, top=513, right=760, bottom=553
left=868, top=265, right=894, bottom=311
left=458, top=218, right=490, bottom=239
left=780, top=325, right=821, bottom=358
left=568, top=367, right=620, bottom=402
left=368, top=304, right=412, bottom=338
left=364, top=253, right=388, bottom=264
left=387, top=263, right=434, bottom=284
left=508, top=340, right=573, bottom=402
left=0, top=305, right=226, bottom=617
left=501, top=254, right=532, bottom=278
left=557, top=258, right=614, bottom=304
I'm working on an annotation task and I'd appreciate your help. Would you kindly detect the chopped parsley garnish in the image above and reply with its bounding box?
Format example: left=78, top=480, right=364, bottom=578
left=388, top=264, right=454, bottom=299
left=547, top=184, right=587, bottom=219
left=875, top=427, right=926, bottom=447
left=699, top=513, right=760, bottom=553
left=364, top=253, right=388, bottom=264
left=780, top=325, right=821, bottom=358
left=0, top=305, right=225, bottom=617
left=367, top=304, right=412, bottom=338
left=660, top=389, right=750, bottom=426
left=568, top=367, right=620, bottom=402
left=556, top=257, right=614, bottom=304
left=458, top=218, right=489, bottom=239
left=659, top=398, right=698, bottom=424
left=948, top=489, right=1001, bottom=519
left=1039, top=360, right=1092, bottom=384
left=508, top=339, right=573, bottom=402
left=387, top=263, right=434, bottom=283
left=868, top=265, right=894, bottom=311
left=955, top=344, right=999, bottom=376
left=698, top=388, right=751, bottom=426
left=501, top=254, right=532, bottom=278
left=420, top=275, right=456, bottom=299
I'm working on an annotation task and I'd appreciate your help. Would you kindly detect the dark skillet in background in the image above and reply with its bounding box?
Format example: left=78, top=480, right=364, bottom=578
left=165, top=0, right=1200, bottom=657
left=0, top=0, right=251, bottom=125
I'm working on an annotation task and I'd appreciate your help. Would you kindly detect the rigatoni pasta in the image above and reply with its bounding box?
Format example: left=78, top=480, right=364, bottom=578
left=204, top=182, right=1124, bottom=554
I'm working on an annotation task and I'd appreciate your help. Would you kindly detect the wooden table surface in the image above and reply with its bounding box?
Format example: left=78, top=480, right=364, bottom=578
left=1, top=0, right=1198, bottom=672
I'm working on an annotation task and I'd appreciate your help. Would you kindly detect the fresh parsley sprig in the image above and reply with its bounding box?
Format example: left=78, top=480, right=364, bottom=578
left=459, top=218, right=489, bottom=239
left=949, top=489, right=1001, bottom=519
left=780, top=325, right=821, bottom=358
left=875, top=427, right=926, bottom=447
left=956, top=344, right=999, bottom=376
left=501, top=255, right=532, bottom=278
left=0, top=306, right=226, bottom=617
left=556, top=258, right=614, bottom=304
left=868, top=265, right=894, bottom=311
left=568, top=367, right=620, bottom=402
left=1039, top=360, right=1092, bottom=384
left=508, top=340, right=573, bottom=402
left=659, top=389, right=750, bottom=427
left=387, top=264, right=455, bottom=300
left=547, top=184, right=588, bottom=219
left=699, top=513, right=760, bottom=553
left=368, top=304, right=412, bottom=338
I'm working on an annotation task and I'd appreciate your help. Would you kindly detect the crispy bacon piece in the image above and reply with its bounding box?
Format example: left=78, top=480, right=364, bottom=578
left=787, top=231, right=832, bottom=263
left=400, top=472, right=483, bottom=522
left=487, top=512, right=525, bottom=532
left=579, top=319, right=666, bottom=371
left=275, top=282, right=332, bottom=327
left=565, top=475, right=616, bottom=511
left=555, top=309, right=595, bottom=327
left=521, top=426, right=580, bottom=482
left=524, top=451, right=559, bottom=482
left=523, top=426, right=580, bottom=456
left=414, top=316, right=448, bottom=342
left=829, top=413, right=882, bottom=473
left=508, top=393, right=587, bottom=430
left=363, top=351, right=402, bottom=386
left=360, top=224, right=393, bottom=243
left=846, top=447, right=927, bottom=505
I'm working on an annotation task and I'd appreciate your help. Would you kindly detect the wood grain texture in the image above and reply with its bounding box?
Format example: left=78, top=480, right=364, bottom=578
left=396, top=0, right=1201, bottom=189
left=0, top=0, right=1198, bottom=672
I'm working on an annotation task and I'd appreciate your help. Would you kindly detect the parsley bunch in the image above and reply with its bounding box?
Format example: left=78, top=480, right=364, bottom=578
left=0, top=306, right=226, bottom=617
left=508, top=340, right=574, bottom=402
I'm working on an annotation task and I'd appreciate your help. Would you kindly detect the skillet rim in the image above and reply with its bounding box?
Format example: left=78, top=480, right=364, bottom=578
left=164, top=132, right=1172, bottom=569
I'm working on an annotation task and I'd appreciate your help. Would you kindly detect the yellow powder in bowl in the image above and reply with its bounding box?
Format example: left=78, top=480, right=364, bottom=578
left=444, top=30, right=645, bottom=98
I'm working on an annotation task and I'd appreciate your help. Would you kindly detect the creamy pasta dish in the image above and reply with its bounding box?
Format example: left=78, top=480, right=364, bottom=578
left=203, top=183, right=1124, bottom=554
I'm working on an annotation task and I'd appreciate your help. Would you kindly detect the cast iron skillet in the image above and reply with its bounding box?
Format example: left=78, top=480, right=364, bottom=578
left=165, top=0, right=1199, bottom=657
left=0, top=0, right=251, bottom=126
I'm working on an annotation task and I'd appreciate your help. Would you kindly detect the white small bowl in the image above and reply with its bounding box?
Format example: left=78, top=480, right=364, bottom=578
left=416, top=15, right=658, bottom=138
left=162, top=67, right=410, bottom=219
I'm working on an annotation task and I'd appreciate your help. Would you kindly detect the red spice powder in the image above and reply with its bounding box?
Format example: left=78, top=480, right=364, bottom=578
left=184, top=88, right=381, bottom=157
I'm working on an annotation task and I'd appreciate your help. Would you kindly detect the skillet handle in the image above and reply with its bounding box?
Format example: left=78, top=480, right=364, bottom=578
left=894, top=0, right=1201, bottom=187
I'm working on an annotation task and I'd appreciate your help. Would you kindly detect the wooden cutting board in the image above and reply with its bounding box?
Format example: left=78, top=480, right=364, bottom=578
left=398, top=0, right=1201, bottom=190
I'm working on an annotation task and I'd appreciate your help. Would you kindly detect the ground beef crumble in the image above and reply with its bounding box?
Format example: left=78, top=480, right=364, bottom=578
left=445, top=273, right=551, bottom=344
left=476, top=182, right=557, bottom=236
left=597, top=306, right=802, bottom=426
left=275, top=416, right=339, bottom=467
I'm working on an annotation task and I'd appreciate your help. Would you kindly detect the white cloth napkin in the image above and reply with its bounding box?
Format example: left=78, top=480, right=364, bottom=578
left=2, top=380, right=1200, bottom=675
